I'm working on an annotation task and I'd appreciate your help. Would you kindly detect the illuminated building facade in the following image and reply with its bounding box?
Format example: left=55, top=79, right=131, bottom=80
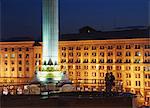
left=0, top=27, right=149, bottom=105
left=59, top=38, right=150, bottom=105
left=0, top=38, right=149, bottom=104
left=0, top=41, right=42, bottom=84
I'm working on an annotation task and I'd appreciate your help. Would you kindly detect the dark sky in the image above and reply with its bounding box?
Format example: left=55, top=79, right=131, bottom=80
left=0, top=0, right=149, bottom=41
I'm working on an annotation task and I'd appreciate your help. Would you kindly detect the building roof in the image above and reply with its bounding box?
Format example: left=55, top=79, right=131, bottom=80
left=60, top=28, right=149, bottom=41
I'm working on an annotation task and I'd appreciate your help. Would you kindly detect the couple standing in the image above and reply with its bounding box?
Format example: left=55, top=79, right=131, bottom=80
left=105, top=72, right=115, bottom=92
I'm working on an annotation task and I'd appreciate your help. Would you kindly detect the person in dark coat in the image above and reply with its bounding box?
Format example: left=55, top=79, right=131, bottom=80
left=105, top=73, right=111, bottom=92
left=109, top=72, right=115, bottom=91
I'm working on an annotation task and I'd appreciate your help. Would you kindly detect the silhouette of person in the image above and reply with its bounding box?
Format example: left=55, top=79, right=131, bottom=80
left=105, top=73, right=111, bottom=92
left=109, top=72, right=115, bottom=91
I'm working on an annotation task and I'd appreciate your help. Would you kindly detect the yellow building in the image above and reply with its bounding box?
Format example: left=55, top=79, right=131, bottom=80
left=0, top=41, right=42, bottom=84
left=0, top=38, right=150, bottom=105
left=59, top=38, right=150, bottom=105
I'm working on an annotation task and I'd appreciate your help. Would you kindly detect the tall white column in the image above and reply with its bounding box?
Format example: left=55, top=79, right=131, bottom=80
left=42, top=0, right=59, bottom=65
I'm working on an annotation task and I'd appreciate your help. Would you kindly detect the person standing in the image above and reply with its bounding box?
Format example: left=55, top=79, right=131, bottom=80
left=105, top=73, right=111, bottom=92
left=109, top=72, right=115, bottom=91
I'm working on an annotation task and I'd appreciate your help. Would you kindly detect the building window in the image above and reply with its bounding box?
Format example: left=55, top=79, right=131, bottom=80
left=18, top=48, right=22, bottom=51
left=135, top=73, right=140, bottom=78
left=126, top=80, right=131, bottom=86
left=84, top=52, right=88, bottom=56
left=144, top=45, right=150, bottom=49
left=99, top=66, right=104, bottom=70
left=92, top=46, right=96, bottom=50
left=107, top=59, right=113, bottom=63
left=145, top=81, right=150, bottom=87
left=116, top=45, right=122, bottom=49
left=99, top=59, right=104, bottom=63
left=108, top=46, right=113, bottom=49
left=83, top=59, right=88, bottom=63
left=135, top=45, right=140, bottom=49
left=100, top=72, right=104, bottom=77
left=69, top=72, right=73, bottom=76
left=5, top=60, right=7, bottom=65
left=11, top=48, right=15, bottom=51
left=126, top=73, right=131, bottom=78
left=145, top=51, right=150, bottom=56
left=77, top=72, right=80, bottom=76
left=68, top=66, right=73, bottom=70
left=84, top=79, right=88, bottom=84
left=76, top=47, right=81, bottom=50
left=61, top=59, right=66, bottom=63
left=62, top=47, right=66, bottom=50
left=91, top=59, right=96, bottom=63
left=67, top=59, right=72, bottom=63
left=39, top=54, right=41, bottom=58
left=108, top=52, right=113, bottom=56
left=26, top=67, right=29, bottom=71
left=135, top=52, right=141, bottom=56
left=11, top=54, right=15, bottom=58
left=126, top=52, right=131, bottom=56
left=19, top=67, right=22, bottom=71
left=69, top=52, right=73, bottom=57
left=144, top=59, right=150, bottom=63
left=77, top=52, right=81, bottom=57
left=84, top=66, right=88, bottom=70
left=126, top=45, right=131, bottom=49
left=26, top=54, right=29, bottom=58
left=5, top=68, right=8, bottom=71
left=100, top=46, right=104, bottom=49
left=76, top=66, right=81, bottom=70
left=135, top=66, right=140, bottom=71
left=35, top=53, right=38, bottom=58
left=39, top=60, right=41, bottom=65
left=4, top=54, right=8, bottom=58
left=68, top=47, right=73, bottom=50
left=19, top=60, right=22, bottom=65
left=84, top=46, right=88, bottom=50
left=117, top=73, right=122, bottom=78
left=18, top=54, right=22, bottom=58
left=11, top=61, right=14, bottom=65
left=117, top=52, right=122, bottom=56
left=92, top=52, right=96, bottom=56
left=144, top=66, right=150, bottom=72
left=125, top=59, right=131, bottom=63
left=62, top=53, right=66, bottom=57
left=92, top=72, right=96, bottom=77
left=4, top=48, right=7, bottom=51
left=91, top=66, right=96, bottom=70
left=116, top=66, right=121, bottom=70
left=125, top=66, right=131, bottom=71
left=84, top=72, right=88, bottom=77
left=134, top=59, right=140, bottom=63
left=116, top=59, right=122, bottom=63
left=92, top=79, right=96, bottom=84
left=100, top=52, right=104, bottom=57
left=75, top=59, right=81, bottom=63
left=26, top=48, right=29, bottom=51
left=11, top=67, right=15, bottom=71
left=26, top=60, right=29, bottom=65
left=135, top=81, right=140, bottom=86
left=145, top=74, right=150, bottom=79
left=107, top=66, right=113, bottom=70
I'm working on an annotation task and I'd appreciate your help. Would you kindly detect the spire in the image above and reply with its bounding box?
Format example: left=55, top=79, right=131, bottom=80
left=48, top=58, right=53, bottom=65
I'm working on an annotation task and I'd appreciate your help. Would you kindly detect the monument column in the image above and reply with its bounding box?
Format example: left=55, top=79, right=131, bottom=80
left=42, top=0, right=59, bottom=65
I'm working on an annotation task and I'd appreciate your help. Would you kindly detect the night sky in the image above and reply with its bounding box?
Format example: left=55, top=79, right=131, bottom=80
left=0, top=0, right=149, bottom=41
